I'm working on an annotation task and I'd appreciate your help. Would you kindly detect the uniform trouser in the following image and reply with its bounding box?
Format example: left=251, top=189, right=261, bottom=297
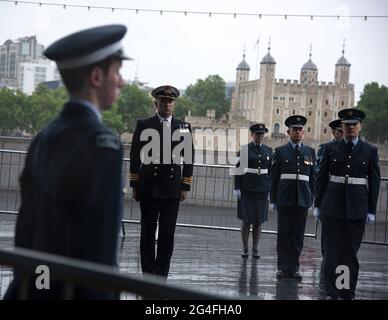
left=320, top=222, right=325, bottom=258
left=140, top=197, right=180, bottom=278
left=321, top=216, right=365, bottom=299
left=277, top=206, right=308, bottom=274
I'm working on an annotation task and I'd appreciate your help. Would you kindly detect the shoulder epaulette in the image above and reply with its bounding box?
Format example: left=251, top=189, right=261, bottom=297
left=96, top=133, right=120, bottom=150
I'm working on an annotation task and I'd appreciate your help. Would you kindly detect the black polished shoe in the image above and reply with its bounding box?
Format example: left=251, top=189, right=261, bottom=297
left=290, top=271, right=302, bottom=281
left=252, top=249, right=260, bottom=259
left=276, top=270, right=289, bottom=279
left=241, top=249, right=249, bottom=258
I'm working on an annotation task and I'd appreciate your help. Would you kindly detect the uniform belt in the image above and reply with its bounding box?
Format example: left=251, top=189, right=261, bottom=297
left=329, top=175, right=368, bottom=186
left=280, top=173, right=309, bottom=181
left=244, top=168, right=268, bottom=175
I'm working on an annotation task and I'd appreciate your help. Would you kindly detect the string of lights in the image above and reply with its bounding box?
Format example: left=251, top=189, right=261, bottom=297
left=1, top=0, right=387, bottom=21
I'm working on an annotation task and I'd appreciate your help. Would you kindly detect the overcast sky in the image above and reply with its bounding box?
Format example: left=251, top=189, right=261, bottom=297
left=1, top=0, right=388, bottom=102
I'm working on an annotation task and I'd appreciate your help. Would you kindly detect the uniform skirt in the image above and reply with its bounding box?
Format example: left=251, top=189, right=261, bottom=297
left=237, top=191, right=268, bottom=225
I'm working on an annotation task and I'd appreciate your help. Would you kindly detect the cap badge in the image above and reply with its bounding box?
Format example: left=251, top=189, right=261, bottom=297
left=296, top=117, right=300, bottom=121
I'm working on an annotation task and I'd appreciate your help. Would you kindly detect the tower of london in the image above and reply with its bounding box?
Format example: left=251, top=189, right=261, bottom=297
left=230, top=45, right=354, bottom=140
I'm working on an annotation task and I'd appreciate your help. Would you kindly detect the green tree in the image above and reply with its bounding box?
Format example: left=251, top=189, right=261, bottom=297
left=25, top=84, right=66, bottom=134
left=0, top=88, right=28, bottom=135
left=102, top=104, right=125, bottom=134
left=184, top=75, right=230, bottom=118
left=173, top=95, right=196, bottom=120
left=357, top=82, right=388, bottom=143
left=116, top=84, right=154, bottom=133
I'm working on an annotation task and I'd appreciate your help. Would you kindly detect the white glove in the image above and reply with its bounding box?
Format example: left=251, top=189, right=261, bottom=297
left=271, top=203, right=277, bottom=211
left=313, top=207, right=320, bottom=221
left=366, top=213, right=375, bottom=225
left=234, top=189, right=241, bottom=198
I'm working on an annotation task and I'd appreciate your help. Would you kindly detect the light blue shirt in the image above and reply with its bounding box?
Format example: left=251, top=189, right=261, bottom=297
left=289, top=141, right=302, bottom=149
left=69, top=97, right=102, bottom=123
left=343, top=136, right=359, bottom=146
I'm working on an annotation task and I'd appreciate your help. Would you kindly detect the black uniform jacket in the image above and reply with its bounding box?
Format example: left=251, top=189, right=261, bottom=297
left=129, top=114, right=194, bottom=199
left=315, top=138, right=380, bottom=220
left=234, top=142, right=272, bottom=193
left=270, top=142, right=317, bottom=208
left=6, top=102, right=123, bottom=299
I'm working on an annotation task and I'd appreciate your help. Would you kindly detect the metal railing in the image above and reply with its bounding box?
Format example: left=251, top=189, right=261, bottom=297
left=1, top=149, right=388, bottom=244
left=0, top=247, right=227, bottom=300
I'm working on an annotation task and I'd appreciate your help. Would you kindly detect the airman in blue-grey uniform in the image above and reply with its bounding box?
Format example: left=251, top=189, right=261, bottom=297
left=270, top=115, right=317, bottom=281
left=317, top=119, right=344, bottom=168
left=4, top=24, right=131, bottom=299
left=315, top=119, right=344, bottom=258
left=234, top=123, right=272, bottom=259
left=314, top=108, right=380, bottom=300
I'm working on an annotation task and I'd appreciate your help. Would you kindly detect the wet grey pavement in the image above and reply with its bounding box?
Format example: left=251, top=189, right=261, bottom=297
left=1, top=213, right=388, bottom=300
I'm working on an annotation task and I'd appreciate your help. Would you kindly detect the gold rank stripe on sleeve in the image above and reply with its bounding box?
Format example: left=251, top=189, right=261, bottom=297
left=129, top=172, right=139, bottom=181
left=182, top=177, right=193, bottom=185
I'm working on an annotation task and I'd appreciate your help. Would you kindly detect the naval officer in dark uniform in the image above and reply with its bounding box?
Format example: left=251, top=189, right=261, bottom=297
left=5, top=25, right=131, bottom=299
left=234, top=123, right=272, bottom=259
left=314, top=108, right=380, bottom=300
left=270, top=115, right=317, bottom=281
left=129, top=85, right=194, bottom=278
left=315, top=119, right=344, bottom=258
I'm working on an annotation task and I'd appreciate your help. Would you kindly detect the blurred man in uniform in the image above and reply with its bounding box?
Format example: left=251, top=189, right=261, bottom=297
left=317, top=119, right=344, bottom=168
left=314, top=108, right=380, bottom=300
left=315, top=119, right=344, bottom=258
left=5, top=25, right=131, bottom=299
left=270, top=115, right=317, bottom=281
left=129, top=85, right=194, bottom=279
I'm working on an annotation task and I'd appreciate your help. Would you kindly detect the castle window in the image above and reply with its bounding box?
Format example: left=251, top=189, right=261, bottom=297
left=276, top=108, right=280, bottom=114
left=274, top=123, right=280, bottom=134
left=326, top=99, right=329, bottom=105
left=308, top=111, right=312, bottom=116
left=307, top=127, right=311, bottom=133
left=341, top=100, right=344, bottom=106
left=323, top=128, right=327, bottom=134
left=274, top=96, right=278, bottom=100
left=292, top=109, right=296, bottom=115
left=324, top=111, right=328, bottom=117
left=310, top=99, right=313, bottom=104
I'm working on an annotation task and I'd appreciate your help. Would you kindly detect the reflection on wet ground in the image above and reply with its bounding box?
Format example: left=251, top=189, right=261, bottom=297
left=1, top=214, right=388, bottom=300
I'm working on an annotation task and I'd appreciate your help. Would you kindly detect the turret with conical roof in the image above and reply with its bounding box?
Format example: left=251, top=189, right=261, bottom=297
left=335, top=43, right=351, bottom=85
left=231, top=52, right=251, bottom=117
left=259, top=44, right=276, bottom=79
left=300, top=45, right=318, bottom=84
left=259, top=41, right=276, bottom=128
left=235, top=53, right=250, bottom=83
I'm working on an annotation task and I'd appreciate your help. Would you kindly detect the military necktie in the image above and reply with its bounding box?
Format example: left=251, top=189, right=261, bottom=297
left=295, top=144, right=301, bottom=155
left=346, top=141, right=354, bottom=154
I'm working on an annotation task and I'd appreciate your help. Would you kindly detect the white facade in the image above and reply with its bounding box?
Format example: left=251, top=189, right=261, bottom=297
left=19, top=61, right=59, bottom=95
left=0, top=36, right=54, bottom=93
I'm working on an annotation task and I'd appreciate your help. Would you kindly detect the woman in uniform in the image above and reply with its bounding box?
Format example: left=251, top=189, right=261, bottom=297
left=234, top=124, right=272, bottom=258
